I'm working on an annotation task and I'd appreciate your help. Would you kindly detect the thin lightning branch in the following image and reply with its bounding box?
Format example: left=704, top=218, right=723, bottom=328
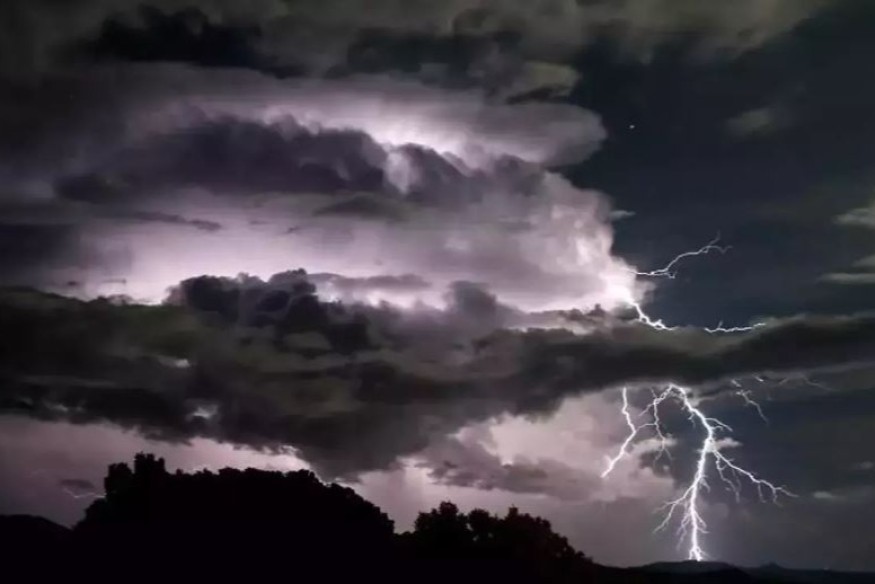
left=624, top=236, right=765, bottom=334
left=737, top=389, right=768, bottom=423
left=627, top=297, right=765, bottom=334
left=644, top=387, right=675, bottom=465
left=601, top=386, right=673, bottom=478
left=601, top=387, right=640, bottom=478
left=603, top=384, right=793, bottom=562
left=704, top=322, right=767, bottom=334
left=634, top=235, right=728, bottom=279
left=62, top=487, right=102, bottom=501
left=628, top=300, right=676, bottom=331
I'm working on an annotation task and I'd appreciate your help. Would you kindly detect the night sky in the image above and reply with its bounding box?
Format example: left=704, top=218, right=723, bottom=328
left=2, top=0, right=875, bottom=571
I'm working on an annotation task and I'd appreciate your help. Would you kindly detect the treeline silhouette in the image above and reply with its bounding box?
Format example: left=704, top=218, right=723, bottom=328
left=1, top=454, right=868, bottom=583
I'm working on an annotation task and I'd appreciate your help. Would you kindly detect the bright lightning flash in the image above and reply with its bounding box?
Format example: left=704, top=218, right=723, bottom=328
left=602, top=239, right=792, bottom=561
left=602, top=385, right=793, bottom=561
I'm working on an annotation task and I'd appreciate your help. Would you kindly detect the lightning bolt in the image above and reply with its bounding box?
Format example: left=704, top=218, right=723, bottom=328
left=622, top=235, right=765, bottom=334
left=633, top=235, right=728, bottom=279
left=625, top=299, right=766, bottom=334
left=601, top=387, right=646, bottom=478
left=62, top=487, right=102, bottom=500
left=601, top=385, right=673, bottom=478
left=601, top=238, right=793, bottom=561
left=602, top=384, right=793, bottom=561
left=731, top=382, right=768, bottom=423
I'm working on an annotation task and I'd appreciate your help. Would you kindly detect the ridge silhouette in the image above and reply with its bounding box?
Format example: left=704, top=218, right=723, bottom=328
left=1, top=454, right=871, bottom=583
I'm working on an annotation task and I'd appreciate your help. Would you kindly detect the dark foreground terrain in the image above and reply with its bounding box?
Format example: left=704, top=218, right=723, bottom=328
left=0, top=454, right=870, bottom=583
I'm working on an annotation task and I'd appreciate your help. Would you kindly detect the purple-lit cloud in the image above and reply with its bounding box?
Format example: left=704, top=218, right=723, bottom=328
left=1, top=65, right=642, bottom=315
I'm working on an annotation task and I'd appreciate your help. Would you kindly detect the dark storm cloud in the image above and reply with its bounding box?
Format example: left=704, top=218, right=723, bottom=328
left=83, top=5, right=278, bottom=73
left=0, top=0, right=834, bottom=81
left=107, top=210, right=222, bottom=232
left=0, top=199, right=220, bottom=231
left=54, top=116, right=389, bottom=199
left=311, top=195, right=410, bottom=222
left=0, top=224, right=79, bottom=275
left=3, top=275, right=875, bottom=478
left=519, top=313, right=875, bottom=392
left=74, top=2, right=579, bottom=98
left=0, top=200, right=220, bottom=292
left=0, top=220, right=122, bottom=290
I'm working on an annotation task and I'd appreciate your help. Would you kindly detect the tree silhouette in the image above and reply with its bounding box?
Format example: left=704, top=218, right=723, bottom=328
left=0, top=454, right=831, bottom=583
left=405, top=501, right=594, bottom=584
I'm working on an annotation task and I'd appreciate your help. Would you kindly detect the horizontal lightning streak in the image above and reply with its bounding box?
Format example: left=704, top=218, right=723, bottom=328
left=627, top=297, right=765, bottom=334
left=62, top=487, right=102, bottom=500
left=624, top=236, right=765, bottom=334
left=634, top=235, right=728, bottom=279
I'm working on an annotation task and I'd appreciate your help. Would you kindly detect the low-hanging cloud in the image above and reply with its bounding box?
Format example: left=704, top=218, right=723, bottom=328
left=3, top=276, right=875, bottom=479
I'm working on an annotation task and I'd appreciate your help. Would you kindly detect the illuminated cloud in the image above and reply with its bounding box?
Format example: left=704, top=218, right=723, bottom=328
left=418, top=393, right=675, bottom=503
left=835, top=200, right=875, bottom=230
left=821, top=272, right=875, bottom=286
left=726, top=106, right=789, bottom=138
left=823, top=203, right=875, bottom=285
left=0, top=64, right=637, bottom=314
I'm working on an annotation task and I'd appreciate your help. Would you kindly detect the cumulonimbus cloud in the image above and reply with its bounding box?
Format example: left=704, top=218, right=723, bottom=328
left=0, top=0, right=850, bottom=491
left=1, top=64, right=636, bottom=314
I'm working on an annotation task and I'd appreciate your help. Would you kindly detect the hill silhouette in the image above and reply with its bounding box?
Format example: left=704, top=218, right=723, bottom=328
left=0, top=454, right=871, bottom=583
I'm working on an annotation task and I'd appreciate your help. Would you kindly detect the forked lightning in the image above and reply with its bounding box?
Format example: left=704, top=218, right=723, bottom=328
left=602, top=384, right=792, bottom=561
left=603, top=240, right=793, bottom=560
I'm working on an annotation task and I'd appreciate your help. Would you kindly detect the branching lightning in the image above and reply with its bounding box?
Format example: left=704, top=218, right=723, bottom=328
left=601, top=385, right=673, bottom=478
left=602, top=384, right=793, bottom=561
left=622, top=235, right=765, bottom=334
left=633, top=235, right=728, bottom=279
left=730, top=380, right=768, bottom=423
left=602, top=238, right=793, bottom=561
left=626, top=299, right=766, bottom=334
left=601, top=387, right=646, bottom=478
